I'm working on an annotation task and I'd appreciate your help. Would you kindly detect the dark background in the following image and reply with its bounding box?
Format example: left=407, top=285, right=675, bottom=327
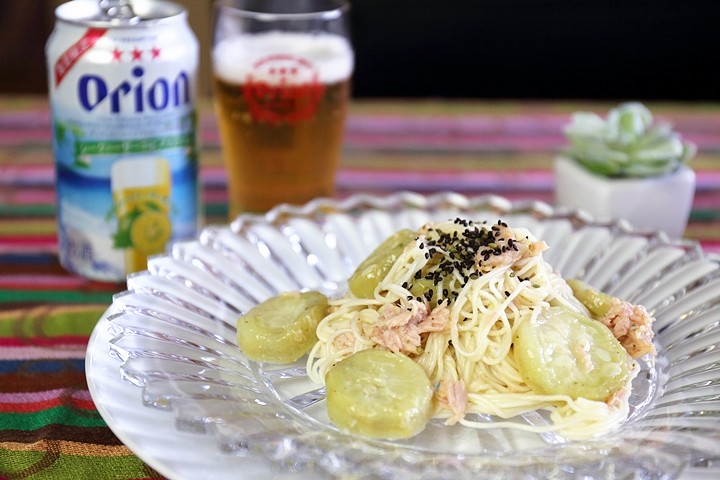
left=350, top=0, right=719, bottom=100
left=2, top=0, right=718, bottom=100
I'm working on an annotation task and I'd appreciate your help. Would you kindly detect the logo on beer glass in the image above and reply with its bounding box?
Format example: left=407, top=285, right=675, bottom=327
left=244, top=54, right=325, bottom=124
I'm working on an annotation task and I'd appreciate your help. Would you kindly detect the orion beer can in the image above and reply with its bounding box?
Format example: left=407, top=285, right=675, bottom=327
left=46, top=0, right=199, bottom=282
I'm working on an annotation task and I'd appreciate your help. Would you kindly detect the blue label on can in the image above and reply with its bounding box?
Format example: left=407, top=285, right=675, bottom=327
left=47, top=16, right=200, bottom=282
left=52, top=106, right=199, bottom=281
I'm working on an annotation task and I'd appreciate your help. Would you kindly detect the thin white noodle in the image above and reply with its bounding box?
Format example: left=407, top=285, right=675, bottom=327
left=306, top=220, right=633, bottom=440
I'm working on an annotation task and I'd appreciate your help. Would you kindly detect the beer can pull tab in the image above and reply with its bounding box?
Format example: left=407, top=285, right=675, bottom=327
left=98, top=0, right=140, bottom=24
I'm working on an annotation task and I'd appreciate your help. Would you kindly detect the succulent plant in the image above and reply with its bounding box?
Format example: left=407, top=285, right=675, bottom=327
left=563, top=102, right=696, bottom=178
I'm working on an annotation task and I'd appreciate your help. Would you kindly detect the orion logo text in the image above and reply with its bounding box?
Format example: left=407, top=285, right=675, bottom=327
left=78, top=66, right=191, bottom=114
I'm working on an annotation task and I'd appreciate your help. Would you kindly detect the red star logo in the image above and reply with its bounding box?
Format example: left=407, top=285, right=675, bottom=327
left=131, top=47, right=143, bottom=61
left=112, top=48, right=123, bottom=61
left=150, top=47, right=161, bottom=59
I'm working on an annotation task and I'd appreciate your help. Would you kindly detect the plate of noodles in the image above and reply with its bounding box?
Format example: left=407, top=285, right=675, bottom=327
left=98, top=192, right=720, bottom=479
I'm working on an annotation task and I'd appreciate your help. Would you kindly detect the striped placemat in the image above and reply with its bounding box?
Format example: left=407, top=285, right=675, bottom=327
left=0, top=305, right=162, bottom=479
left=1, top=96, right=719, bottom=479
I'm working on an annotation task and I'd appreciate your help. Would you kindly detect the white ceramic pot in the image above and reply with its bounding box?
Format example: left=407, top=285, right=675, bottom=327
left=554, top=155, right=696, bottom=239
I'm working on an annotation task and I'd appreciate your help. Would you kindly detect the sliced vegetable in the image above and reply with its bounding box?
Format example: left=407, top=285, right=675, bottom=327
left=514, top=306, right=630, bottom=401
left=236, top=291, right=328, bottom=364
left=409, top=277, right=437, bottom=303
left=567, top=279, right=614, bottom=318
left=348, top=229, right=416, bottom=298
left=325, top=348, right=433, bottom=439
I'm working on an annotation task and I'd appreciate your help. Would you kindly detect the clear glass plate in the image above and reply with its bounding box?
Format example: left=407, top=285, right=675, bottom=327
left=105, top=192, right=720, bottom=479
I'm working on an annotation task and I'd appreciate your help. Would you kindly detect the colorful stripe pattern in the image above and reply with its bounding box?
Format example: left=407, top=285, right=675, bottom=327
left=0, top=305, right=162, bottom=479
left=1, top=97, right=719, bottom=479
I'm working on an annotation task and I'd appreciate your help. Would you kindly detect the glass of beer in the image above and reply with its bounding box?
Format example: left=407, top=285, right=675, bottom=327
left=212, top=0, right=354, bottom=217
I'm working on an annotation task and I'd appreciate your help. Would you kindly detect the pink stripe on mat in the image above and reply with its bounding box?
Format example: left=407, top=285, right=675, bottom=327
left=0, top=336, right=89, bottom=348
left=0, top=388, right=93, bottom=404
left=0, top=388, right=67, bottom=403
left=0, top=244, right=58, bottom=254
left=0, top=345, right=88, bottom=360
left=337, top=170, right=554, bottom=190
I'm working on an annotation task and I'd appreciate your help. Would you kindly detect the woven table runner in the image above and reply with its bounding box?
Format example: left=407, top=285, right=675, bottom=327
left=1, top=96, right=719, bottom=479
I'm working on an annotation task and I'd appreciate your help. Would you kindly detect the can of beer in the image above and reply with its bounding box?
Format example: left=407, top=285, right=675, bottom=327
left=46, top=0, right=200, bottom=282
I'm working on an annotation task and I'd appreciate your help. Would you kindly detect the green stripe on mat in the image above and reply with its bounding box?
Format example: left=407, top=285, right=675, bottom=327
left=0, top=203, right=224, bottom=221
left=0, top=305, right=107, bottom=338
left=0, top=291, right=114, bottom=306
left=0, top=204, right=55, bottom=217
left=689, top=209, right=720, bottom=221
left=203, top=202, right=228, bottom=218
left=0, top=407, right=107, bottom=431
left=0, top=450, right=160, bottom=480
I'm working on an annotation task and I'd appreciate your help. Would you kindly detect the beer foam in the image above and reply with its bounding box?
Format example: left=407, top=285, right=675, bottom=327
left=213, top=32, right=354, bottom=85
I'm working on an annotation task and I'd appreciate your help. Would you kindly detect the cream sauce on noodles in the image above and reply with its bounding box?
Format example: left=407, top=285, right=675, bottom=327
left=306, top=219, right=637, bottom=439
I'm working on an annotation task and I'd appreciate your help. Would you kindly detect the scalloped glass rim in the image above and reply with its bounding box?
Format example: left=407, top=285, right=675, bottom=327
left=105, top=192, right=720, bottom=479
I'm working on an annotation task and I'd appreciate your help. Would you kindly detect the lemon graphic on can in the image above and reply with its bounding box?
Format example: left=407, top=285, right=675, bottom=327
left=129, top=209, right=172, bottom=254
left=111, top=157, right=172, bottom=274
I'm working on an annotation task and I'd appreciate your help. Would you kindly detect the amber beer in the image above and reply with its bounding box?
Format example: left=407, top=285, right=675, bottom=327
left=212, top=32, right=354, bottom=215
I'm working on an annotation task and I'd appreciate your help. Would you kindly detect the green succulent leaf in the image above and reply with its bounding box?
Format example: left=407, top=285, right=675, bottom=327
left=563, top=102, right=695, bottom=178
